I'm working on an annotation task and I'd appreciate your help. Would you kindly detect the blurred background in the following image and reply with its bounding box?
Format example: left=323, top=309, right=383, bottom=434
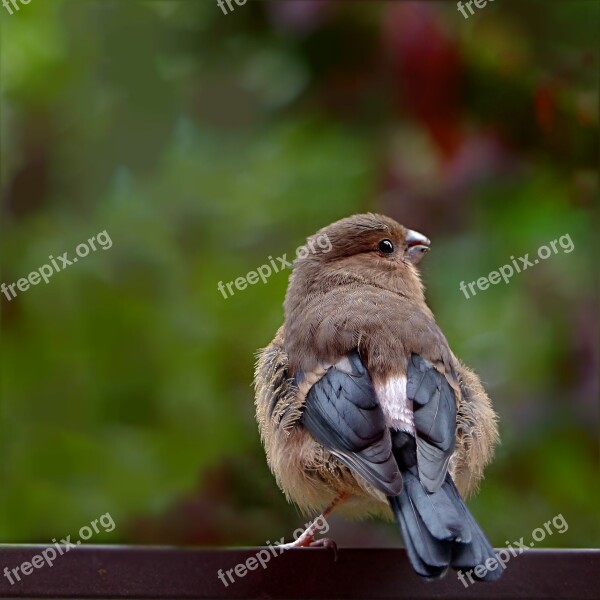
left=0, top=0, right=598, bottom=549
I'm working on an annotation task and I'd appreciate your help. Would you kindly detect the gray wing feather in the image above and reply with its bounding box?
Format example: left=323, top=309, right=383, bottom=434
left=301, top=352, right=402, bottom=496
left=407, top=354, right=457, bottom=493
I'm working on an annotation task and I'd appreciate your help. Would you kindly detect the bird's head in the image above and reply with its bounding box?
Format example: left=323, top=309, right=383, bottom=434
left=289, top=213, right=431, bottom=300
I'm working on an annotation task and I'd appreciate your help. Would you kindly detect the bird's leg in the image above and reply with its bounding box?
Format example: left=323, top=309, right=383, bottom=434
left=278, top=492, right=348, bottom=552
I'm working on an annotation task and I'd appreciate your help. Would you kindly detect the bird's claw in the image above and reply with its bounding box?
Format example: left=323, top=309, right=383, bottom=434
left=308, top=537, right=339, bottom=561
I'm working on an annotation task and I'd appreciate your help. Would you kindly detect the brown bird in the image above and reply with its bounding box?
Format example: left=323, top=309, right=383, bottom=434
left=254, top=213, right=501, bottom=579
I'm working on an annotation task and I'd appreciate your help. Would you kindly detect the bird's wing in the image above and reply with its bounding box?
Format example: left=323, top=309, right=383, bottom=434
left=406, top=353, right=457, bottom=493
left=300, top=352, right=403, bottom=496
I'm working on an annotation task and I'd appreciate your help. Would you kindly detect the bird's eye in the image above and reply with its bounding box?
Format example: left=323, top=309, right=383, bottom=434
left=378, top=239, right=395, bottom=254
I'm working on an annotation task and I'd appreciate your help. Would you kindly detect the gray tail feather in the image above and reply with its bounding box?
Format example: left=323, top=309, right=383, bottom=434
left=388, top=469, right=503, bottom=581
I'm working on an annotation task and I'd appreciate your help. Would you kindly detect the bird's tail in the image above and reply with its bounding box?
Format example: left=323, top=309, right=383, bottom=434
left=388, top=467, right=503, bottom=581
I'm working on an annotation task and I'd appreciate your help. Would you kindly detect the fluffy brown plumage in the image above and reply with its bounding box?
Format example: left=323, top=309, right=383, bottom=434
left=254, top=213, right=500, bottom=579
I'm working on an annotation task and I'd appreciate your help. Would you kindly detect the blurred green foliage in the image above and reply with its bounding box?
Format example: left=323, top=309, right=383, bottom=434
left=1, top=0, right=598, bottom=549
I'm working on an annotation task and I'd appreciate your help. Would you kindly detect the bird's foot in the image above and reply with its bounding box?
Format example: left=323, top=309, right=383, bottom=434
left=276, top=494, right=346, bottom=559
left=278, top=534, right=338, bottom=560
left=306, top=537, right=339, bottom=560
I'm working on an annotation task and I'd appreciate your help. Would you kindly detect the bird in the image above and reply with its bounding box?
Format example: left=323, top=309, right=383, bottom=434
left=254, top=213, right=501, bottom=580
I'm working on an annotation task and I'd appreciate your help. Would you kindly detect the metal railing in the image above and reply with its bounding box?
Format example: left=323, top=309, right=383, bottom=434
left=0, top=546, right=597, bottom=599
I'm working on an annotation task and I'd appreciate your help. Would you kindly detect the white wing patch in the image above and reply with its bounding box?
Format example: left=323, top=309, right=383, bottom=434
left=376, top=376, right=415, bottom=434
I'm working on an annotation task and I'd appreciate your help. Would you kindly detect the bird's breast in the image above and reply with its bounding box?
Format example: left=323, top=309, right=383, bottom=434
left=375, top=376, right=415, bottom=434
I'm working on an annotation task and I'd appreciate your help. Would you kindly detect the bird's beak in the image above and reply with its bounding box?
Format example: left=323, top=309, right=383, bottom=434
left=405, top=229, right=430, bottom=265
